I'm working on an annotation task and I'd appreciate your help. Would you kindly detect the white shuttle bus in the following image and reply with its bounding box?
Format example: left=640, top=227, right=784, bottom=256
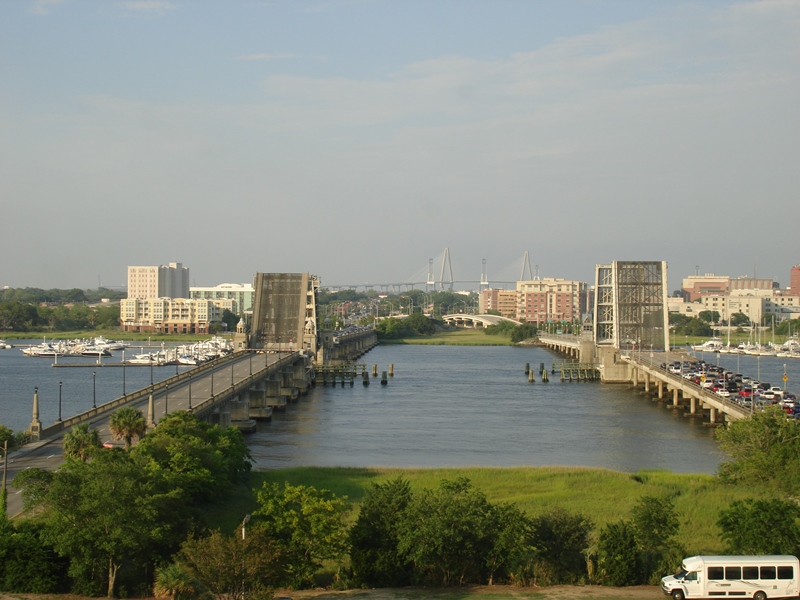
left=661, top=555, right=800, bottom=600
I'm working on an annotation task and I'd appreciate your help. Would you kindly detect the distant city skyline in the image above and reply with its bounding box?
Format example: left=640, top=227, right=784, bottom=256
left=2, top=1, right=798, bottom=292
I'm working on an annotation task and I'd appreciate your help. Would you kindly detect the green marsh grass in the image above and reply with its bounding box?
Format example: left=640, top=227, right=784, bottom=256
left=208, top=466, right=765, bottom=554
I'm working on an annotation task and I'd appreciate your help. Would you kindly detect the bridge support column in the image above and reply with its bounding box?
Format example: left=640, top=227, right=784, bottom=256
left=673, top=388, right=679, bottom=406
left=658, top=380, right=664, bottom=399
left=709, top=407, right=717, bottom=424
left=690, top=396, right=697, bottom=415
left=632, top=368, right=639, bottom=387
left=644, top=372, right=650, bottom=393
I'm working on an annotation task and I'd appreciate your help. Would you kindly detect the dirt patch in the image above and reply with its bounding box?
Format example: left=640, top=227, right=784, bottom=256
left=1, top=586, right=661, bottom=600
left=281, top=584, right=660, bottom=600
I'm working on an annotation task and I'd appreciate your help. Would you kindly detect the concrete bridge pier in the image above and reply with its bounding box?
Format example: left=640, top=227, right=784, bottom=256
left=244, top=387, right=274, bottom=420
left=258, top=378, right=288, bottom=410
left=657, top=380, right=664, bottom=399
left=280, top=371, right=299, bottom=402
left=292, top=363, right=310, bottom=395
left=228, top=394, right=257, bottom=433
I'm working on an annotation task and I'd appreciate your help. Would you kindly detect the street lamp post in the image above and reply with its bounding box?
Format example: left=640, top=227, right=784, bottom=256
left=211, top=368, right=214, bottom=397
left=92, top=371, right=96, bottom=409
left=57, top=381, right=63, bottom=422
left=188, top=372, right=192, bottom=410
left=231, top=362, right=235, bottom=388
left=242, top=514, right=251, bottom=540
left=165, top=384, right=169, bottom=415
left=150, top=358, right=154, bottom=386
left=122, top=350, right=126, bottom=396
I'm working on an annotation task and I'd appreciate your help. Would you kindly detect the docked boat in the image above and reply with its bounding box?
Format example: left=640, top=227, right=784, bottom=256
left=691, top=339, right=724, bottom=352
left=0, top=340, right=13, bottom=349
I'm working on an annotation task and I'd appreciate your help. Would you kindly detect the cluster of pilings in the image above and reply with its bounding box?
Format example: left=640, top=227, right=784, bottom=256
left=524, top=362, right=550, bottom=382
left=312, top=363, right=392, bottom=387
left=555, top=362, right=601, bottom=382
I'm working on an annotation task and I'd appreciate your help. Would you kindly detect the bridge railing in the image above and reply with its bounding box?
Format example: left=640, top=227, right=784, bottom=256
left=36, top=350, right=254, bottom=439
left=190, top=352, right=303, bottom=417
left=625, top=354, right=751, bottom=419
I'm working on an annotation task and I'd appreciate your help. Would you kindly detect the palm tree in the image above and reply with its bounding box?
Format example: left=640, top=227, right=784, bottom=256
left=153, top=563, right=203, bottom=599
left=62, top=423, right=102, bottom=461
left=109, top=406, right=147, bottom=450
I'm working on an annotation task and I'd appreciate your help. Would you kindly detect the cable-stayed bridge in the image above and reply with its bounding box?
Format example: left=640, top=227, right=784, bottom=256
left=322, top=249, right=538, bottom=292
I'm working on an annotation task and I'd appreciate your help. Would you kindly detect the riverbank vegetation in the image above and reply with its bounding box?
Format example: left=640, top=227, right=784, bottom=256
left=4, top=405, right=798, bottom=597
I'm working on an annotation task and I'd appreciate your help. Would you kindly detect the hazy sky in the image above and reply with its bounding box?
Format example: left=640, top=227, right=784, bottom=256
left=2, top=0, right=798, bottom=292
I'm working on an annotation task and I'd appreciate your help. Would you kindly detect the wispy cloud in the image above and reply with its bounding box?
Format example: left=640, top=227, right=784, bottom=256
left=30, top=0, right=63, bottom=16
left=119, top=1, right=176, bottom=13
left=235, top=53, right=295, bottom=62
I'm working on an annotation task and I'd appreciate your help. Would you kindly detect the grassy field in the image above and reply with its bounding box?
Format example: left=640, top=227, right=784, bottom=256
left=206, top=466, right=763, bottom=556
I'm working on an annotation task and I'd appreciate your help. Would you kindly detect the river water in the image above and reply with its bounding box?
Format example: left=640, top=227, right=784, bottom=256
left=2, top=342, right=799, bottom=474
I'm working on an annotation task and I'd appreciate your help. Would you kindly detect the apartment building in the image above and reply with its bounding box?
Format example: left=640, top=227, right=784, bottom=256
left=127, top=262, right=190, bottom=300
left=120, top=297, right=235, bottom=334
left=478, top=289, right=518, bottom=318
left=516, top=278, right=586, bottom=323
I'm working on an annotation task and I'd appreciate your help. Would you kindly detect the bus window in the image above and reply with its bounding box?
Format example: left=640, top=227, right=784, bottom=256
left=742, top=566, right=758, bottom=579
left=708, top=567, right=724, bottom=580
left=761, top=566, right=776, bottom=580
left=685, top=571, right=698, bottom=581
left=726, top=566, right=742, bottom=580
left=778, top=566, right=794, bottom=580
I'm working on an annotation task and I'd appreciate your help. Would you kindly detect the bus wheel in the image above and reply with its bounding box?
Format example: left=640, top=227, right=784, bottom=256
left=671, top=591, right=685, bottom=600
left=754, top=593, right=767, bottom=600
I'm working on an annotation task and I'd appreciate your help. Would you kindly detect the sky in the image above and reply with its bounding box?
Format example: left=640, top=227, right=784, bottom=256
left=1, top=0, right=798, bottom=292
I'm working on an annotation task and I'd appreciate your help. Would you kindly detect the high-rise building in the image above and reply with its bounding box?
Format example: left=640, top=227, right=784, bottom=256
left=127, top=262, right=190, bottom=299
left=790, top=265, right=800, bottom=297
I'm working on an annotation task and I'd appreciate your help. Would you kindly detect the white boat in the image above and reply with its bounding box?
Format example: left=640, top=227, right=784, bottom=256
left=691, top=339, right=724, bottom=352
left=0, top=340, right=13, bottom=349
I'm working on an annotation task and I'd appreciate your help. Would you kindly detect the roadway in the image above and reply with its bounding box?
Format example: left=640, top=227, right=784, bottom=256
left=3, top=351, right=277, bottom=519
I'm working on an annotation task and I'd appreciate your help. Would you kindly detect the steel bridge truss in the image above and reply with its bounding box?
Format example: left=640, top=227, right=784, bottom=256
left=594, top=261, right=669, bottom=351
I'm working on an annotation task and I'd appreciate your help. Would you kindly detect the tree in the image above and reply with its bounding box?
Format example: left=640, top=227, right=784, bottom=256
left=483, top=502, right=531, bottom=586
left=597, top=520, right=639, bottom=586
left=176, top=528, right=283, bottom=600
left=631, top=495, right=682, bottom=583
left=718, top=499, right=800, bottom=555
left=406, top=312, right=436, bottom=335
left=698, top=310, right=720, bottom=324
left=132, top=411, right=252, bottom=503
left=254, top=482, right=349, bottom=588
left=529, top=507, right=593, bottom=584
left=153, top=563, right=204, bottom=600
left=221, top=309, right=239, bottom=333
left=397, top=477, right=495, bottom=586
left=14, top=450, right=183, bottom=597
left=62, top=423, right=103, bottom=462
left=109, top=406, right=147, bottom=450
left=511, top=323, right=538, bottom=343
left=0, top=520, right=68, bottom=593
left=730, top=312, right=750, bottom=326
left=715, top=407, right=800, bottom=495
left=349, top=476, right=415, bottom=587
